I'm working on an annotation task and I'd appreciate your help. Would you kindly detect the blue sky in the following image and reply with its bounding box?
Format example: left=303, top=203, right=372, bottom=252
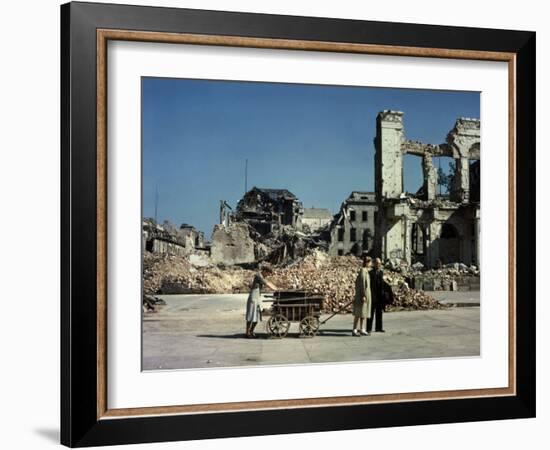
left=142, top=78, right=479, bottom=237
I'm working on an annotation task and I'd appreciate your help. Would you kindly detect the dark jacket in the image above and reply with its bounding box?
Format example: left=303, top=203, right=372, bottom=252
left=370, top=269, right=384, bottom=304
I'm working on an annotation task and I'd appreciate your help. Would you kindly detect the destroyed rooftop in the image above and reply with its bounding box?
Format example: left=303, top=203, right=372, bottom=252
left=251, top=187, right=297, bottom=200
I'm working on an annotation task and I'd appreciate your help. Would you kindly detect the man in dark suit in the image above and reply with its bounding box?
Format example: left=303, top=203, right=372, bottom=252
left=367, top=258, right=386, bottom=333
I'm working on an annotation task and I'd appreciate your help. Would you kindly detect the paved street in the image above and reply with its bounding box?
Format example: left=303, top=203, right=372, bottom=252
left=142, top=292, right=480, bottom=370
left=430, top=290, right=481, bottom=306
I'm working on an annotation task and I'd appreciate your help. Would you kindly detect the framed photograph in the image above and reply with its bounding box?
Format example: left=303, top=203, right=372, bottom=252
left=61, top=1, right=536, bottom=447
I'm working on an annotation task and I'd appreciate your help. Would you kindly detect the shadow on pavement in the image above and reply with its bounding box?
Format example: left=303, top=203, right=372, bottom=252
left=315, top=327, right=355, bottom=337
left=197, top=333, right=247, bottom=339
left=197, top=329, right=354, bottom=339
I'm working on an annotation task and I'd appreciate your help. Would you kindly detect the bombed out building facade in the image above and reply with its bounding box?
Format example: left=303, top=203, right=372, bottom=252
left=328, top=192, right=377, bottom=257
left=145, top=111, right=480, bottom=272
left=373, top=110, right=480, bottom=269
left=142, top=219, right=206, bottom=257
left=234, top=187, right=304, bottom=235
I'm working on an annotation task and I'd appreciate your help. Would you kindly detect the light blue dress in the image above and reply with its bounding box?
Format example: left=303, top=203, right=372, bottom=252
left=245, top=272, right=267, bottom=323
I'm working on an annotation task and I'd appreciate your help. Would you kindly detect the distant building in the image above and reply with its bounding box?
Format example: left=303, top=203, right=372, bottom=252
left=142, top=219, right=205, bottom=256
left=235, top=187, right=304, bottom=235
left=302, top=208, right=333, bottom=232
left=328, top=191, right=378, bottom=256
left=142, top=220, right=188, bottom=256
left=179, top=223, right=205, bottom=249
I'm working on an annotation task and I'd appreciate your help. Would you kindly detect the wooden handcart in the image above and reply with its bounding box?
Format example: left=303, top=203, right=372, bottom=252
left=265, top=290, right=324, bottom=338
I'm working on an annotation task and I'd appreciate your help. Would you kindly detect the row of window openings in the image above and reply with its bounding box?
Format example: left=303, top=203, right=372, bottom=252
left=348, top=210, right=368, bottom=222
left=338, top=228, right=368, bottom=242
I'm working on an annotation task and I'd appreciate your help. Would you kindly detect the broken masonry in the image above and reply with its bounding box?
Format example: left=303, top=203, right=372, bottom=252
left=373, top=111, right=480, bottom=270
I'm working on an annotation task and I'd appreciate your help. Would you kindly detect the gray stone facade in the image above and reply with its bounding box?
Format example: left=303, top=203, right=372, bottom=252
left=142, top=220, right=206, bottom=257
left=302, top=208, right=333, bottom=232
left=328, top=191, right=378, bottom=256
left=373, top=110, right=480, bottom=268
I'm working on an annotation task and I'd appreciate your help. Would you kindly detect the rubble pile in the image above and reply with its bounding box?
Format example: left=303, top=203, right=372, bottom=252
left=210, top=219, right=327, bottom=268
left=257, top=226, right=328, bottom=266
left=409, top=262, right=480, bottom=276
left=268, top=250, right=445, bottom=312
left=143, top=250, right=446, bottom=313
left=386, top=284, right=447, bottom=311
left=269, top=250, right=358, bottom=312
left=406, top=262, right=480, bottom=291
left=143, top=253, right=255, bottom=296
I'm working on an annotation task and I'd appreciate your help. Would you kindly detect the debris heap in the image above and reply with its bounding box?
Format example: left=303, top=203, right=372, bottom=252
left=143, top=253, right=254, bottom=296
left=270, top=250, right=357, bottom=312
left=143, top=250, right=446, bottom=313
left=406, top=262, right=480, bottom=292
left=269, top=250, right=446, bottom=312
left=386, top=284, right=446, bottom=312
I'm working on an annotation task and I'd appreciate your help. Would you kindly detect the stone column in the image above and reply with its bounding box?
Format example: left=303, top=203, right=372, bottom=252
left=403, top=216, right=412, bottom=265
left=457, top=156, right=470, bottom=203
left=447, top=118, right=480, bottom=203
left=375, top=110, right=404, bottom=200
left=428, top=222, right=441, bottom=268
left=422, top=154, right=437, bottom=201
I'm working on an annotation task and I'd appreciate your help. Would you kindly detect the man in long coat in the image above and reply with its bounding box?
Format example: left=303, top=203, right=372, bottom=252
left=352, top=255, right=372, bottom=336
left=367, top=257, right=386, bottom=333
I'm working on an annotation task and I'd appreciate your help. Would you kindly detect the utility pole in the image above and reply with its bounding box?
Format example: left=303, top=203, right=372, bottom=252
left=438, top=158, right=442, bottom=196
left=244, top=159, right=248, bottom=195
left=154, top=185, right=159, bottom=224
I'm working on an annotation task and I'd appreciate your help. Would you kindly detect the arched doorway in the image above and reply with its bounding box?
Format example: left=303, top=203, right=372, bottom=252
left=439, top=223, right=460, bottom=264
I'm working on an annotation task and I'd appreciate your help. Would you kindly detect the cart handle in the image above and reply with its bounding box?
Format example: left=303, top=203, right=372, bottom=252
left=320, top=300, right=354, bottom=325
left=268, top=303, right=317, bottom=307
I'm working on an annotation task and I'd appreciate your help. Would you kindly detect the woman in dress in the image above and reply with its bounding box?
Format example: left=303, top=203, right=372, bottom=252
left=352, top=255, right=372, bottom=336
left=245, top=265, right=278, bottom=338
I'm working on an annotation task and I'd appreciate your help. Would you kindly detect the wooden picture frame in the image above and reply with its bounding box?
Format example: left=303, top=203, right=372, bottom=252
left=61, top=1, right=535, bottom=447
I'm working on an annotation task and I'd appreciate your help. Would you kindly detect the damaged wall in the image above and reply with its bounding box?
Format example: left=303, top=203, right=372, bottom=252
left=210, top=222, right=256, bottom=265
left=142, top=219, right=196, bottom=257
left=373, top=110, right=480, bottom=269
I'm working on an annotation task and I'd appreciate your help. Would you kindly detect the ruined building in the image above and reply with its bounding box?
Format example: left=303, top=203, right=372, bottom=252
left=142, top=219, right=205, bottom=256
left=328, top=191, right=378, bottom=256
left=179, top=223, right=205, bottom=249
left=302, top=208, right=333, bottom=232
left=234, top=187, right=304, bottom=235
left=212, top=188, right=334, bottom=266
left=373, top=111, right=480, bottom=268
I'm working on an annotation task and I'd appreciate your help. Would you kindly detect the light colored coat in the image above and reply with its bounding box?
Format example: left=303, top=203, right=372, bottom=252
left=353, top=267, right=372, bottom=319
left=245, top=272, right=266, bottom=323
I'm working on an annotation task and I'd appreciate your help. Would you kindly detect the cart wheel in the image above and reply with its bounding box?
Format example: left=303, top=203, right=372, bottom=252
left=299, top=316, right=319, bottom=337
left=267, top=314, right=290, bottom=338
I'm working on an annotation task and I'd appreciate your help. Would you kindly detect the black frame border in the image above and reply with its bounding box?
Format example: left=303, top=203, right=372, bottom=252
left=61, top=1, right=536, bottom=447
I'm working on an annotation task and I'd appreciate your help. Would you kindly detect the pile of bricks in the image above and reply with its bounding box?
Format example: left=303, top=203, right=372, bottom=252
left=142, top=250, right=445, bottom=313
